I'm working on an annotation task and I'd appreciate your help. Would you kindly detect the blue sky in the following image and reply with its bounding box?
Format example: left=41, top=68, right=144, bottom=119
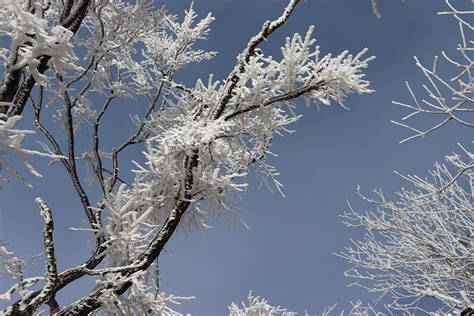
left=0, top=0, right=472, bottom=314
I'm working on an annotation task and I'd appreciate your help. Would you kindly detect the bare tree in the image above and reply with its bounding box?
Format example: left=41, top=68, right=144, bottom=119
left=0, top=0, right=374, bottom=314
left=340, top=1, right=473, bottom=314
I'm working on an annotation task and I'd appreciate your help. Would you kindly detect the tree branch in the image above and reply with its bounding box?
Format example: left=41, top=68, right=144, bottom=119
left=28, top=198, right=58, bottom=311
left=57, top=154, right=199, bottom=315
left=109, top=83, right=166, bottom=193
left=0, top=0, right=91, bottom=116
left=61, top=88, right=97, bottom=230
left=92, top=95, right=115, bottom=195
left=224, top=80, right=325, bottom=121
left=212, top=0, right=301, bottom=119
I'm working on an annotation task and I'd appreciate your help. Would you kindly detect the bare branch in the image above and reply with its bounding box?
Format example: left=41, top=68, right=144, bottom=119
left=60, top=87, right=97, bottom=229
left=92, top=95, right=115, bottom=195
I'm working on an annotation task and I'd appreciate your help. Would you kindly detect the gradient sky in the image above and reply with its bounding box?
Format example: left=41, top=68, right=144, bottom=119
left=0, top=0, right=472, bottom=314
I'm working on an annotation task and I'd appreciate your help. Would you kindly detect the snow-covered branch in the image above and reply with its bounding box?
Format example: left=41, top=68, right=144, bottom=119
left=392, top=0, right=473, bottom=143
left=212, top=0, right=302, bottom=119
left=0, top=1, right=376, bottom=314
left=0, top=0, right=91, bottom=115
left=340, top=148, right=473, bottom=313
left=24, top=197, right=58, bottom=312
left=340, top=3, right=473, bottom=312
left=229, top=292, right=296, bottom=316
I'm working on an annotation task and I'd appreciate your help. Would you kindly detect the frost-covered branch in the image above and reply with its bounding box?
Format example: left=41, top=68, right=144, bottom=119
left=55, top=4, right=374, bottom=313
left=224, top=80, right=326, bottom=120
left=26, top=197, right=58, bottom=312
left=392, top=0, right=473, bottom=143
left=0, top=113, right=62, bottom=188
left=340, top=6, right=473, bottom=312
left=58, top=156, right=197, bottom=314
left=212, top=0, right=302, bottom=119
left=36, top=197, right=58, bottom=284
left=0, top=0, right=91, bottom=115
left=228, top=292, right=296, bottom=316
left=340, top=148, right=473, bottom=313
left=0, top=1, right=376, bottom=314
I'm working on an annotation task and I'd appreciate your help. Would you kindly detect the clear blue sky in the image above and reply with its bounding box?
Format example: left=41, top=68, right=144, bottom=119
left=0, top=0, right=472, bottom=314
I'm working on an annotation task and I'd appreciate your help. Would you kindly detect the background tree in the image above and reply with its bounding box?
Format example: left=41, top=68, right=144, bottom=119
left=0, top=0, right=374, bottom=314
left=340, top=1, right=473, bottom=314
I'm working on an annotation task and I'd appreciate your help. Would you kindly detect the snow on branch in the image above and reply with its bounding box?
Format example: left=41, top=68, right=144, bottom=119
left=83, top=4, right=374, bottom=313
left=0, top=1, right=376, bottom=314
left=88, top=272, right=194, bottom=316
left=36, top=197, right=58, bottom=284
left=25, top=197, right=58, bottom=312
left=228, top=294, right=386, bottom=316
left=0, top=0, right=80, bottom=86
left=228, top=291, right=296, bottom=316
left=212, top=0, right=302, bottom=119
left=104, top=28, right=375, bottom=245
